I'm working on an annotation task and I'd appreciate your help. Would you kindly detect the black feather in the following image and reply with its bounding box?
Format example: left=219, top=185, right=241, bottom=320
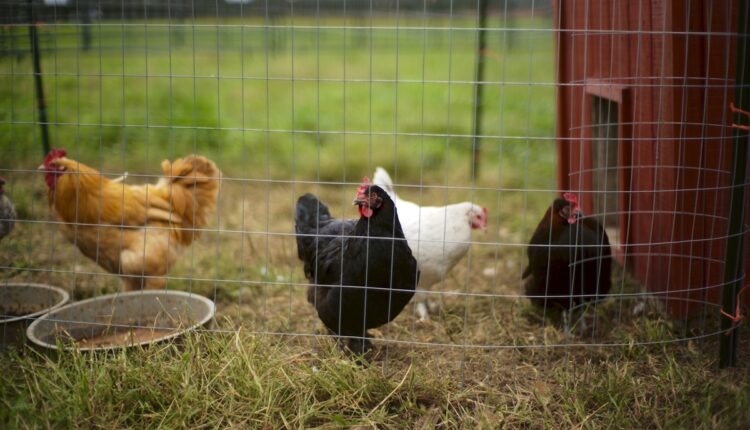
left=524, top=197, right=612, bottom=309
left=294, top=186, right=419, bottom=355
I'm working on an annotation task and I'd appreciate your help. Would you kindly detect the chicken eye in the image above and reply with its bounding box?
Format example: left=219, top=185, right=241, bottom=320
left=370, top=193, right=382, bottom=208
left=559, top=206, right=571, bottom=220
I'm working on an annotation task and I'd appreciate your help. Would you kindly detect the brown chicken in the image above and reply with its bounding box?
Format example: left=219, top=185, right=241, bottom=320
left=39, top=149, right=221, bottom=290
left=522, top=193, right=612, bottom=310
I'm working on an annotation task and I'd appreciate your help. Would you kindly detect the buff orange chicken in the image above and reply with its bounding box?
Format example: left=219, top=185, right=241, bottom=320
left=39, top=149, right=221, bottom=291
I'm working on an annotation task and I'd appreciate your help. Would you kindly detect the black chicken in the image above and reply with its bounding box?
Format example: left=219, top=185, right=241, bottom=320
left=295, top=179, right=419, bottom=355
left=522, top=193, right=612, bottom=310
left=0, top=177, right=15, bottom=242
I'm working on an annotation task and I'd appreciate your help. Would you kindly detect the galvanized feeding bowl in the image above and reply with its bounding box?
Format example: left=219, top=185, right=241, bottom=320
left=27, top=290, right=215, bottom=352
left=0, top=283, right=70, bottom=350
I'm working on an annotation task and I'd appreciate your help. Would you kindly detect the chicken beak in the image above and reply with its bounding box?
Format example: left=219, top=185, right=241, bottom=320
left=352, top=197, right=366, bottom=206
left=473, top=207, right=489, bottom=232
left=37, top=163, right=47, bottom=171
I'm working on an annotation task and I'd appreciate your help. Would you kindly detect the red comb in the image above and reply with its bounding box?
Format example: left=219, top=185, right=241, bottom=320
left=356, top=177, right=371, bottom=195
left=562, top=192, right=578, bottom=205
left=43, top=148, right=67, bottom=166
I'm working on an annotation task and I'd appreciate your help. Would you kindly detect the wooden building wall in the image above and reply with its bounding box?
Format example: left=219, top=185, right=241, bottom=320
left=553, top=0, right=747, bottom=316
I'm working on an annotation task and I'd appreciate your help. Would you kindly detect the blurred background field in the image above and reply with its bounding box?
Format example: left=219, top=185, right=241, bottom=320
left=0, top=14, right=555, bottom=188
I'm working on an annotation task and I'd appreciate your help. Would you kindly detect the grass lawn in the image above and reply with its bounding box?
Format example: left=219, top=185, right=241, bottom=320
left=1, top=14, right=749, bottom=429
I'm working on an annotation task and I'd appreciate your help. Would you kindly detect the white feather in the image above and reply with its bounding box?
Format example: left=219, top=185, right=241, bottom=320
left=373, top=167, right=484, bottom=321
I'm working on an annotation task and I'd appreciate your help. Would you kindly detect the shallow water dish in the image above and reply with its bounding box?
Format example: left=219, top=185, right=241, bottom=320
left=27, top=290, right=215, bottom=351
left=0, top=283, right=70, bottom=349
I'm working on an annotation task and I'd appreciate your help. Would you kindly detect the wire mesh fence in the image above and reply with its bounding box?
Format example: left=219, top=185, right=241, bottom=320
left=0, top=0, right=747, bottom=369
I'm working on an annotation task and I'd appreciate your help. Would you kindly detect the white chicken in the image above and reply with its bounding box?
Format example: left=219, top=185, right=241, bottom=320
left=372, top=167, right=488, bottom=321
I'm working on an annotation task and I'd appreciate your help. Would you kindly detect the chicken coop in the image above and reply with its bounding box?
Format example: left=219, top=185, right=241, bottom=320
left=554, top=0, right=750, bottom=321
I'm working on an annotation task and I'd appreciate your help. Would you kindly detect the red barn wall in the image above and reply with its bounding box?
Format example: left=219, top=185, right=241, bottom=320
left=554, top=0, right=748, bottom=317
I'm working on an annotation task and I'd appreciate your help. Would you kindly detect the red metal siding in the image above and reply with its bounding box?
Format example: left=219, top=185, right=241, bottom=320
left=554, top=0, right=746, bottom=317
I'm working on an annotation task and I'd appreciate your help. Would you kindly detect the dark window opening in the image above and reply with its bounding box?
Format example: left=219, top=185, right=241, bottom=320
left=590, top=95, right=620, bottom=247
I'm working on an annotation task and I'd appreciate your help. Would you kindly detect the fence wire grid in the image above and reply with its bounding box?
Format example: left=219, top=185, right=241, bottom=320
left=0, top=0, right=748, bottom=367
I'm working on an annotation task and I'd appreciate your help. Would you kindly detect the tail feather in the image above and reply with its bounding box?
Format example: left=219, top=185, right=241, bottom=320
left=295, top=193, right=331, bottom=233
left=162, top=156, right=218, bottom=185
left=295, top=193, right=333, bottom=267
left=160, top=155, right=221, bottom=245
left=372, top=167, right=396, bottom=198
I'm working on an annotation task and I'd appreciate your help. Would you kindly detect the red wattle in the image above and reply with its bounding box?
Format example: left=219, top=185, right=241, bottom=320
left=45, top=172, right=60, bottom=189
left=359, top=205, right=374, bottom=218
